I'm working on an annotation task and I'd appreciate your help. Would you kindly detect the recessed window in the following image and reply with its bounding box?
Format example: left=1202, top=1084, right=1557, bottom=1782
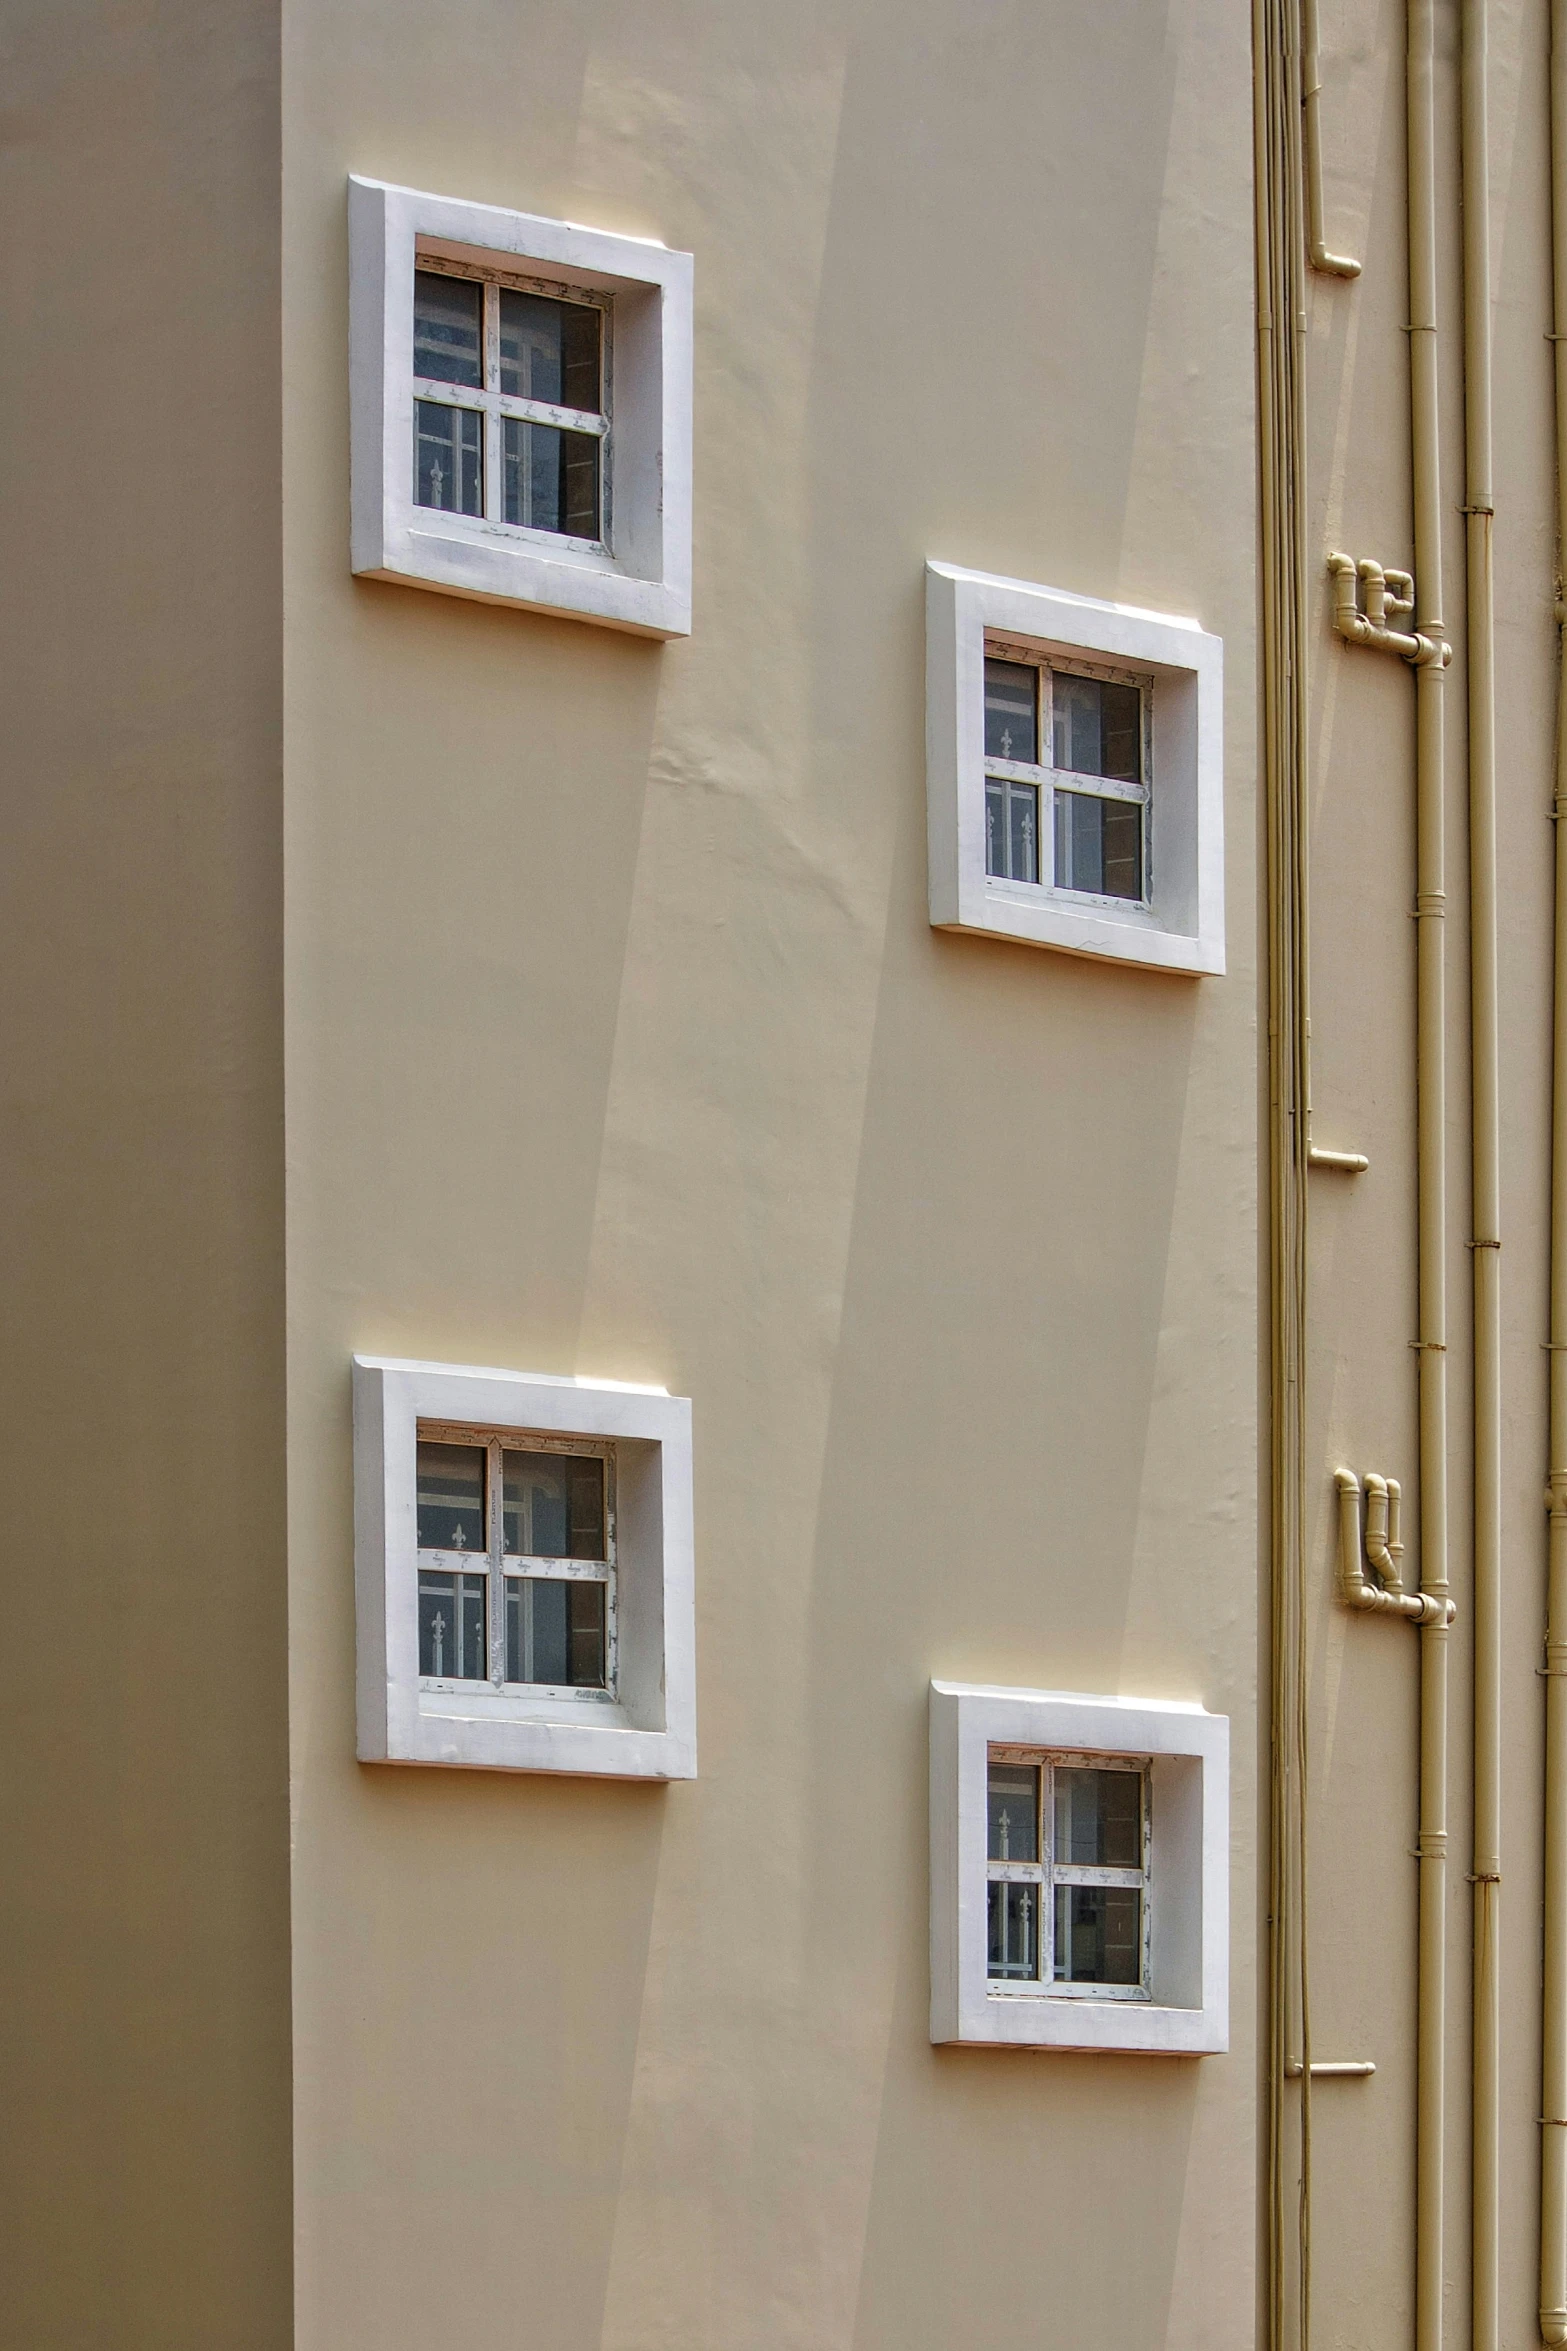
left=415, top=1430, right=615, bottom=1697
left=981, top=654, right=1149, bottom=905
left=929, top=1681, right=1228, bottom=2053
left=350, top=177, right=693, bottom=637
left=985, top=1751, right=1150, bottom=1996
left=355, top=1356, right=696, bottom=1778
left=926, top=563, right=1224, bottom=974
left=412, top=267, right=606, bottom=545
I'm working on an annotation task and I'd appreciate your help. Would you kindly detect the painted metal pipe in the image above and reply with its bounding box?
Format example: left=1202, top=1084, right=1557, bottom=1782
left=1543, top=3, right=1567, bottom=2337
left=1461, top=7, right=1502, bottom=2348
left=1302, top=0, right=1362, bottom=276
left=1337, top=1470, right=1455, bottom=1626
left=1408, top=16, right=1451, bottom=2351
left=1255, top=0, right=1315, bottom=2339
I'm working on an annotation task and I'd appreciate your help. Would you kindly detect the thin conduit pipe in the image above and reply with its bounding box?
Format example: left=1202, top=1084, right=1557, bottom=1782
left=1409, top=15, right=1452, bottom=2351
left=1542, top=4, right=1567, bottom=2337
left=1302, top=0, right=1362, bottom=276
left=1461, top=8, right=1502, bottom=2350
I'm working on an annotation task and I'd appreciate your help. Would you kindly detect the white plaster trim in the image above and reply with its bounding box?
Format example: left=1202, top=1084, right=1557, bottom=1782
left=354, top=1356, right=697, bottom=1778
left=349, top=176, right=693, bottom=638
left=929, top=1681, right=1229, bottom=2053
left=925, top=561, right=1225, bottom=974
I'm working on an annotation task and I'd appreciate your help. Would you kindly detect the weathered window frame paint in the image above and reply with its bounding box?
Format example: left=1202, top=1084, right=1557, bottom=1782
left=930, top=1681, right=1228, bottom=2053
left=355, top=1356, right=697, bottom=1779
left=350, top=175, right=693, bottom=638
left=926, top=561, right=1225, bottom=973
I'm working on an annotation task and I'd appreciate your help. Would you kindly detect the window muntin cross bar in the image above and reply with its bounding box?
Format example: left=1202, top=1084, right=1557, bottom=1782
left=413, top=262, right=609, bottom=549
left=984, top=1748, right=1152, bottom=2000
left=416, top=1423, right=617, bottom=1701
left=981, top=647, right=1152, bottom=907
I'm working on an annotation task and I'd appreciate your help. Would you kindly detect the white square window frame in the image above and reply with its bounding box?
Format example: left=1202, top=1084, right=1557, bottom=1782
left=349, top=175, right=693, bottom=639
left=925, top=561, right=1225, bottom=975
left=354, top=1356, right=697, bottom=1779
left=929, top=1681, right=1229, bottom=2054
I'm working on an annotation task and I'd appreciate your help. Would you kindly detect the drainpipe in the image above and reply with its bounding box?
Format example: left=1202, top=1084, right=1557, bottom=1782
left=1256, top=0, right=1314, bottom=2340
left=1543, top=4, right=1567, bottom=2338
left=1302, top=0, right=1362, bottom=277
left=1461, top=8, right=1502, bottom=2350
left=1336, top=1471, right=1455, bottom=1628
left=1408, top=22, right=1451, bottom=2351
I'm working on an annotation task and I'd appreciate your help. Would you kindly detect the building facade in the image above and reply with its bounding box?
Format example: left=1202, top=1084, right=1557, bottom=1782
left=5, top=3, right=1566, bottom=2349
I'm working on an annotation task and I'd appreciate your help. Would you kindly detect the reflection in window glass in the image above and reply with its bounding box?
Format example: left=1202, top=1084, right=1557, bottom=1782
left=415, top=401, right=481, bottom=515
left=505, top=1576, right=606, bottom=1685
left=1052, top=673, right=1141, bottom=781
left=498, top=290, right=601, bottom=412
left=417, top=1443, right=486, bottom=1553
left=988, top=1764, right=1040, bottom=1862
left=501, top=419, right=600, bottom=539
left=1054, top=1767, right=1143, bottom=1867
left=503, top=1451, right=605, bottom=1560
left=414, top=271, right=483, bottom=388
left=988, top=1879, right=1039, bottom=1980
left=984, top=658, right=1038, bottom=763
left=986, top=775, right=1039, bottom=884
left=1054, top=791, right=1143, bottom=901
left=419, top=1568, right=487, bottom=1679
left=1054, top=1883, right=1142, bottom=1984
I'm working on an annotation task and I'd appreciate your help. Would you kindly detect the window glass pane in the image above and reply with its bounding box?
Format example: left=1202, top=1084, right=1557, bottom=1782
left=985, top=775, right=1039, bottom=883
left=414, top=270, right=482, bottom=388
left=1052, top=672, right=1141, bottom=782
left=503, top=1451, right=606, bottom=1559
left=987, top=1879, right=1040, bottom=1980
left=415, top=400, right=482, bottom=515
left=498, top=289, right=602, bottom=412
left=419, top=1569, right=488, bottom=1679
left=988, top=1764, right=1040, bottom=1862
left=1053, top=791, right=1143, bottom=901
left=1053, top=1884, right=1142, bottom=1985
left=984, top=658, right=1037, bottom=763
left=1054, top=1766, right=1143, bottom=1867
left=502, top=419, right=600, bottom=538
left=417, top=1442, right=486, bottom=1553
left=505, top=1576, right=607, bottom=1686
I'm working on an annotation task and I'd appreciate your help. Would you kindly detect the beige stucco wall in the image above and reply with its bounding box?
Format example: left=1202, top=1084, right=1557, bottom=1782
left=282, top=3, right=1259, bottom=2347
left=0, top=3, right=293, bottom=2345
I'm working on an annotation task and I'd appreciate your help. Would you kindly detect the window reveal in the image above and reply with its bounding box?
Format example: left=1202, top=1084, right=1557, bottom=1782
left=982, top=653, right=1150, bottom=904
left=413, top=266, right=606, bottom=542
left=415, top=1430, right=615, bottom=1694
left=985, top=1751, right=1151, bottom=1996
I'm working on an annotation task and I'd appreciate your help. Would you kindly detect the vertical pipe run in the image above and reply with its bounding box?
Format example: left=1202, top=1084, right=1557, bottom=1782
left=1409, top=14, right=1450, bottom=2351
left=1302, top=0, right=1362, bottom=276
left=1544, top=7, right=1567, bottom=2338
left=1462, top=8, right=1502, bottom=2350
left=1256, top=0, right=1313, bottom=2342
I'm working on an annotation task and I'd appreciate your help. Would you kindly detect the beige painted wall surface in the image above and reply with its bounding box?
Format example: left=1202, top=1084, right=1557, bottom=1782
left=1301, top=2, right=1557, bottom=2345
left=0, top=2, right=292, bottom=2345
left=282, top=4, right=1258, bottom=2348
